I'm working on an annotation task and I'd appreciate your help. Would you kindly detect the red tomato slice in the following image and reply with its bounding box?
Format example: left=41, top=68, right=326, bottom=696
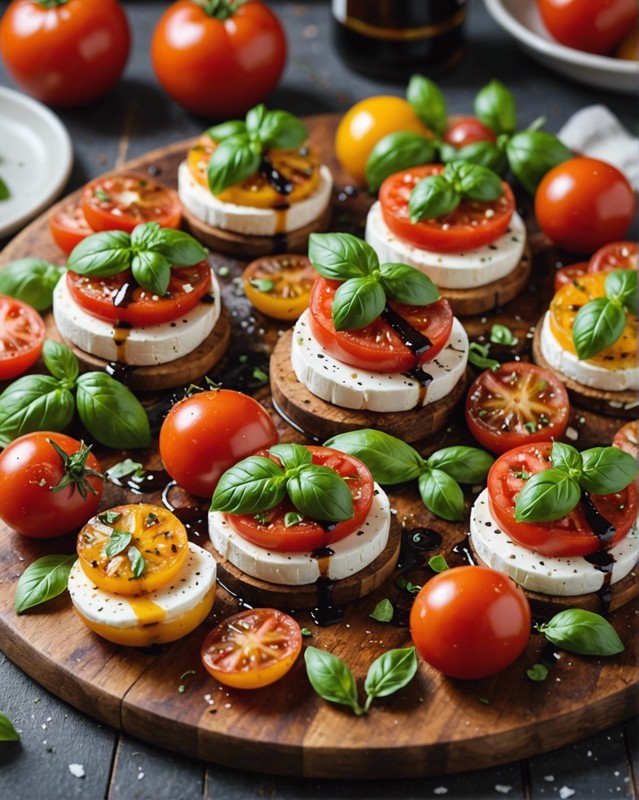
left=443, top=116, right=497, bottom=148
left=487, top=442, right=637, bottom=558
left=0, top=295, right=46, bottom=380
left=465, top=363, right=569, bottom=455
left=67, top=262, right=212, bottom=326
left=613, top=421, right=639, bottom=462
left=553, top=262, right=589, bottom=293
left=49, top=198, right=94, bottom=255
left=225, top=445, right=374, bottom=552
left=379, top=165, right=515, bottom=253
left=81, top=173, right=182, bottom=233
left=588, top=241, right=638, bottom=273
left=308, top=276, right=453, bottom=373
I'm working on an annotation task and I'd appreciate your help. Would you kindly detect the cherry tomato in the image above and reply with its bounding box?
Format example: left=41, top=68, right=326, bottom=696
left=335, top=96, right=431, bottom=185
left=201, top=608, right=302, bottom=689
left=443, top=116, right=497, bottom=148
left=465, top=363, right=569, bottom=455
left=535, top=158, right=636, bottom=254
left=242, top=255, right=318, bottom=321
left=553, top=262, right=588, bottom=292
left=616, top=28, right=638, bottom=60
left=49, top=198, right=94, bottom=255
left=226, top=446, right=374, bottom=552
left=151, top=1, right=286, bottom=118
left=487, top=442, right=637, bottom=557
left=0, top=432, right=103, bottom=538
left=159, top=389, right=279, bottom=498
left=308, top=276, right=454, bottom=373
left=410, top=566, right=531, bottom=680
left=588, top=241, right=638, bottom=273
left=613, top=421, right=639, bottom=462
left=0, top=0, right=130, bottom=107
left=537, top=0, right=637, bottom=55
left=380, top=165, right=515, bottom=253
left=0, top=295, right=45, bottom=380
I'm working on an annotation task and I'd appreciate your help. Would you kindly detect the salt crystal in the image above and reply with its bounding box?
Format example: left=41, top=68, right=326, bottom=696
left=565, top=426, right=579, bottom=441
left=433, top=788, right=448, bottom=796
left=68, top=764, right=85, bottom=779
left=495, top=786, right=512, bottom=794
left=559, top=787, right=575, bottom=799
left=138, top=771, right=145, bottom=781
left=544, top=775, right=554, bottom=782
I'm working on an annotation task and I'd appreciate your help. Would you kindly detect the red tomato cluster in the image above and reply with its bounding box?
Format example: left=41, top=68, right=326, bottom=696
left=538, top=0, right=637, bottom=56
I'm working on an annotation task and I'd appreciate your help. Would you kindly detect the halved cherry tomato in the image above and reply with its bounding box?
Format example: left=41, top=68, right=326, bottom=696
left=77, top=503, right=189, bottom=595
left=308, top=276, right=453, bottom=373
left=242, top=254, right=317, bottom=320
left=465, top=363, right=569, bottom=455
left=66, top=262, right=212, bottom=326
left=380, top=165, right=515, bottom=253
left=443, top=116, right=497, bottom=148
left=49, top=198, right=94, bottom=255
left=81, top=174, right=182, bottom=233
left=487, top=442, right=637, bottom=557
left=201, top=608, right=302, bottom=689
left=225, top=445, right=374, bottom=552
left=613, top=421, right=639, bottom=462
left=553, top=262, right=588, bottom=292
left=588, top=241, right=638, bottom=273
left=0, top=295, right=45, bottom=380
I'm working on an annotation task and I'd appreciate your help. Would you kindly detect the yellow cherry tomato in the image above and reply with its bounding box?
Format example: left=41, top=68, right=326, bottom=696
left=616, top=29, right=638, bottom=60
left=242, top=254, right=318, bottom=320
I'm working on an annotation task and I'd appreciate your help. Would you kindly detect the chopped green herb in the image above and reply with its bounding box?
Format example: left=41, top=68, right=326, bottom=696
left=539, top=414, right=550, bottom=427
left=395, top=576, right=421, bottom=594
left=526, top=663, right=549, bottom=682
left=524, top=421, right=537, bottom=433
left=254, top=510, right=270, bottom=525
left=177, top=685, right=186, bottom=694
left=478, top=409, right=488, bottom=418
left=103, top=529, right=132, bottom=558
left=145, top=512, right=159, bottom=527
left=489, top=324, right=518, bottom=346
left=513, top=470, right=531, bottom=480
left=252, top=366, right=268, bottom=384
left=0, top=177, right=10, bottom=201
left=369, top=598, right=393, bottom=623
left=301, top=627, right=313, bottom=637
left=128, top=546, right=145, bottom=578
left=94, top=188, right=111, bottom=203
left=478, top=697, right=491, bottom=705
left=98, top=511, right=122, bottom=525
left=249, top=278, right=275, bottom=293
left=38, top=478, right=47, bottom=487
left=284, top=511, right=304, bottom=527
left=180, top=669, right=196, bottom=680
left=217, top=266, right=230, bottom=277
left=106, top=459, right=144, bottom=481
left=428, top=555, right=449, bottom=573
left=468, top=342, right=500, bottom=372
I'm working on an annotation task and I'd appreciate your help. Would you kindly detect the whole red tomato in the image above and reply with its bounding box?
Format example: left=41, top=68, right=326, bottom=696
left=151, top=0, right=287, bottom=118
left=0, top=432, right=103, bottom=538
left=538, top=0, right=637, bottom=55
left=535, top=157, right=636, bottom=254
left=0, top=0, right=130, bottom=107
left=443, top=116, right=497, bottom=148
left=159, top=389, right=279, bottom=498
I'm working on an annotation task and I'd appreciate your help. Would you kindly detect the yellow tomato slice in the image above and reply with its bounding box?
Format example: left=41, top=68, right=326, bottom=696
left=242, top=254, right=318, bottom=320
left=77, top=503, right=189, bottom=596
left=549, top=272, right=637, bottom=368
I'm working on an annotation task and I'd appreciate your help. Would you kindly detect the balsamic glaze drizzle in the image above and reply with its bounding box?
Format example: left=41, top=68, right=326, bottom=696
left=380, top=305, right=432, bottom=357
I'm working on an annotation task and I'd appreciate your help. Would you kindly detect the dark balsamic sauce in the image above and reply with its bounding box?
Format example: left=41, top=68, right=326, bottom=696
left=397, top=527, right=442, bottom=569
left=310, top=547, right=345, bottom=626
left=161, top=480, right=209, bottom=540
left=452, top=538, right=477, bottom=566
left=109, top=468, right=170, bottom=494
left=580, top=491, right=617, bottom=614
left=105, top=361, right=136, bottom=384
left=403, top=366, right=433, bottom=405
left=380, top=305, right=432, bottom=357
left=113, top=283, right=136, bottom=309
left=270, top=397, right=323, bottom=444
left=199, top=293, right=215, bottom=305
left=259, top=156, right=293, bottom=196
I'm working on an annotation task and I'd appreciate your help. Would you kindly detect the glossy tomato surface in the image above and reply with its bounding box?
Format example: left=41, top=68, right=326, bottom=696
left=159, top=390, right=279, bottom=498
left=613, top=420, right=639, bottom=462
left=535, top=158, right=636, bottom=254
left=0, top=0, right=130, bottom=106
left=443, top=116, right=497, bottom=148
left=151, top=0, right=286, bottom=118
left=410, top=566, right=531, bottom=680
left=0, top=432, right=103, bottom=538
left=0, top=295, right=45, bottom=380
left=49, top=198, right=94, bottom=255
left=553, top=262, right=588, bottom=292
left=242, top=255, right=317, bottom=321
left=538, top=0, right=637, bottom=54
left=588, top=241, right=638, bottom=273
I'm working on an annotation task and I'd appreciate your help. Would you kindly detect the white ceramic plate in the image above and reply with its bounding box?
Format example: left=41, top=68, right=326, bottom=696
left=0, top=87, right=73, bottom=238
left=484, top=0, right=639, bottom=94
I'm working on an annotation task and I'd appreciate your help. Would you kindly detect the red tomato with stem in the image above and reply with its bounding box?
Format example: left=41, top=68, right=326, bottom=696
left=0, top=295, right=45, bottom=380
left=588, top=241, right=638, bottom=273
left=49, top=198, right=94, bottom=255
left=537, top=0, right=637, bottom=55
left=443, top=116, right=497, bottom=148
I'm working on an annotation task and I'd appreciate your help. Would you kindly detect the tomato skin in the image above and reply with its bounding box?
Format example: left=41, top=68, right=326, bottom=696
left=49, top=198, right=94, bottom=255
left=410, top=566, right=531, bottom=680
left=0, top=0, right=130, bottom=107
left=151, top=1, right=286, bottom=118
left=553, top=262, right=588, bottom=292
left=535, top=158, right=636, bottom=255
left=0, top=295, right=46, bottom=380
left=0, top=432, right=102, bottom=538
left=537, top=0, right=637, bottom=55
left=159, top=390, right=279, bottom=499
left=588, top=241, right=638, bottom=273
left=613, top=421, right=639, bottom=462
left=443, top=117, right=497, bottom=148
left=242, top=255, right=317, bottom=321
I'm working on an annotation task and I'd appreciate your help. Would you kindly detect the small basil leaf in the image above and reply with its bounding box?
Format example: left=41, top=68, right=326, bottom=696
left=379, top=263, right=440, bottom=306
left=206, top=120, right=246, bottom=142
left=128, top=546, right=145, bottom=578
left=572, top=298, right=626, bottom=360
left=0, top=258, right=65, bottom=311
left=406, top=75, right=447, bottom=136
left=130, top=221, right=164, bottom=251
left=75, top=373, right=152, bottom=449
left=409, top=174, right=460, bottom=222
left=514, top=470, right=580, bottom=523
left=304, top=646, right=362, bottom=714
left=131, top=250, right=172, bottom=296
left=580, top=447, right=638, bottom=494
left=506, top=130, right=572, bottom=194
left=468, top=342, right=500, bottom=372
left=245, top=103, right=267, bottom=137
left=207, top=135, right=261, bottom=195
left=153, top=228, right=208, bottom=267
left=365, top=132, right=436, bottom=192
left=284, top=511, right=304, bottom=527
left=539, top=609, right=624, bottom=656
left=324, top=428, right=426, bottom=484
left=418, top=469, right=465, bottom=521
left=0, top=712, right=19, bottom=742
left=287, top=464, right=354, bottom=521
left=526, top=663, right=549, bottom=682
left=41, top=340, right=79, bottom=384
left=332, top=277, right=386, bottom=331
left=440, top=140, right=508, bottom=174
left=370, top=598, right=394, bottom=623
left=474, top=79, right=517, bottom=135
left=106, top=459, right=144, bottom=481
left=211, top=456, right=286, bottom=513
left=308, top=232, right=378, bottom=280
left=490, top=324, right=517, bottom=346
left=428, top=555, right=449, bottom=573
left=427, top=446, right=494, bottom=484
left=0, top=375, right=75, bottom=448
left=15, top=554, right=76, bottom=614
left=363, top=646, right=418, bottom=701
left=0, top=177, right=9, bottom=201
left=550, top=441, right=582, bottom=474
left=257, top=110, right=308, bottom=150
left=67, top=230, right=132, bottom=277
left=605, top=268, right=637, bottom=313
left=103, top=529, right=132, bottom=557
left=269, top=443, right=313, bottom=470
left=444, top=161, right=503, bottom=202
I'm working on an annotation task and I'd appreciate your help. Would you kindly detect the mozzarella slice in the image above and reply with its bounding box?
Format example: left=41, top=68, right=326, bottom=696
left=209, top=485, right=390, bottom=585
left=365, top=202, right=526, bottom=289
left=539, top=312, right=639, bottom=391
left=53, top=269, right=221, bottom=366
left=178, top=161, right=333, bottom=236
left=291, top=310, right=468, bottom=412
left=470, top=489, right=639, bottom=596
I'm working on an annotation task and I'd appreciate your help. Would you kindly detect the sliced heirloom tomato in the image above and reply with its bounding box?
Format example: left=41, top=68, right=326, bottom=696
left=465, top=362, right=570, bottom=455
left=201, top=608, right=302, bottom=689
left=242, top=254, right=317, bottom=321
left=588, top=241, right=638, bottom=273
left=379, top=165, right=515, bottom=253
left=553, top=262, right=588, bottom=293
left=49, top=197, right=94, bottom=255
left=308, top=276, right=453, bottom=373
left=613, top=421, right=639, bottom=462
left=487, top=442, right=637, bottom=557
left=225, top=445, right=374, bottom=552
left=0, top=295, right=46, bottom=380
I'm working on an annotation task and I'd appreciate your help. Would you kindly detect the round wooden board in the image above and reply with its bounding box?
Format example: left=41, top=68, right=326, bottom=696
left=0, top=115, right=637, bottom=780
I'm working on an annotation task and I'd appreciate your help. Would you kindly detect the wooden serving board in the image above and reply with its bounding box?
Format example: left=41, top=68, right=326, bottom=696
left=0, top=116, right=636, bottom=780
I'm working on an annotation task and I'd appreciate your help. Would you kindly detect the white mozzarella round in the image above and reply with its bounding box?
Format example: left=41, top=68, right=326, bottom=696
left=290, top=310, right=468, bottom=412
left=208, top=484, right=390, bottom=585
left=469, top=489, right=639, bottom=596
left=53, top=269, right=221, bottom=366
left=178, top=161, right=333, bottom=236
left=539, top=312, right=639, bottom=392
left=365, top=201, right=526, bottom=289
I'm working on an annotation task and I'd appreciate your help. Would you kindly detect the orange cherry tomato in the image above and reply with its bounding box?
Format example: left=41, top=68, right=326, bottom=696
left=49, top=198, right=94, bottom=255
left=0, top=295, right=45, bottom=380
left=242, top=254, right=317, bottom=320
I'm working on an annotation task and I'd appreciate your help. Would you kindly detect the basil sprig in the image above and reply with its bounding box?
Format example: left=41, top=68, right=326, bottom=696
left=0, top=258, right=65, bottom=311
left=572, top=269, right=636, bottom=360
left=539, top=609, right=624, bottom=656
left=366, top=132, right=437, bottom=193
left=15, top=554, right=76, bottom=614
left=0, top=712, right=19, bottom=742
left=325, top=429, right=494, bottom=522
left=514, top=441, right=637, bottom=524
left=409, top=161, right=503, bottom=223
left=308, top=233, right=439, bottom=331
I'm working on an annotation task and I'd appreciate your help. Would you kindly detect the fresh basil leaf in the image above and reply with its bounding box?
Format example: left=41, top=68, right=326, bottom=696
left=128, top=546, right=145, bottom=578
left=75, top=372, right=152, bottom=449
left=207, top=135, right=261, bottom=195
left=572, top=297, right=626, bottom=360
left=444, top=161, right=503, bottom=202
left=550, top=441, right=582, bottom=474
left=406, top=75, right=447, bottom=136
left=365, top=132, right=436, bottom=192
left=0, top=177, right=9, bottom=201
left=440, top=140, right=508, bottom=174
left=418, top=468, right=465, bottom=521
left=526, top=663, right=549, bottom=682
left=506, top=131, right=572, bottom=194
left=211, top=456, right=286, bottom=513
left=130, top=221, right=165, bottom=251
left=284, top=511, right=304, bottom=527
left=332, top=277, right=385, bottom=331
left=153, top=228, right=208, bottom=267
left=580, top=447, right=638, bottom=494
left=428, top=555, right=449, bottom=572
left=490, top=324, right=517, bottom=346
left=0, top=712, right=19, bottom=742
left=304, top=646, right=362, bottom=714
left=257, top=110, right=308, bottom=150
left=539, top=609, right=624, bottom=656
left=15, top=554, right=76, bottom=614
left=245, top=103, right=267, bottom=137
left=363, top=647, right=418, bottom=709
left=514, top=470, right=580, bottom=523
left=206, top=120, right=247, bottom=142
left=269, top=443, right=312, bottom=470
left=67, top=230, right=132, bottom=277
left=287, top=464, right=354, bottom=521
left=468, top=342, right=500, bottom=371
left=308, top=232, right=378, bottom=280
left=369, top=598, right=394, bottom=623
left=106, top=459, right=144, bottom=480
left=379, top=263, right=440, bottom=306
left=131, top=249, right=172, bottom=296
left=0, top=258, right=65, bottom=311
left=325, top=429, right=426, bottom=485
left=41, top=340, right=79, bottom=384
left=474, top=79, right=517, bottom=135
left=98, top=510, right=122, bottom=524
left=0, top=375, right=75, bottom=448
left=103, top=529, right=132, bottom=557
left=427, top=446, right=494, bottom=483
left=605, top=268, right=637, bottom=313
left=409, top=174, right=459, bottom=222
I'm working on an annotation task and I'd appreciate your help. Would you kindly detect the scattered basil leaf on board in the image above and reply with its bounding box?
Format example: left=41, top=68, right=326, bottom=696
left=370, top=599, right=394, bottom=623
left=0, top=259, right=65, bottom=311
left=426, top=445, right=494, bottom=484
left=0, top=712, right=19, bottom=742
left=324, top=429, right=426, bottom=485
left=363, top=647, right=418, bottom=712
left=418, top=468, right=465, bottom=522
left=15, top=554, right=76, bottom=614
left=0, top=375, right=75, bottom=448
left=41, top=339, right=80, bottom=384
left=304, top=647, right=363, bottom=715
left=428, top=555, right=449, bottom=573
left=365, top=131, right=436, bottom=192
left=538, top=609, right=624, bottom=656
left=489, top=324, right=517, bottom=346
left=468, top=342, right=500, bottom=372
left=526, top=664, right=549, bottom=682
left=106, top=459, right=144, bottom=481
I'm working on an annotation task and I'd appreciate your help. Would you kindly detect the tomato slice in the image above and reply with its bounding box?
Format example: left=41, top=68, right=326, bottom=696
left=613, top=420, right=639, bottom=462
left=487, top=442, right=637, bottom=557
left=0, top=295, right=46, bottom=381
left=465, top=363, right=569, bottom=455
left=67, top=262, right=212, bottom=326
left=242, top=254, right=318, bottom=321
left=308, top=276, right=453, bottom=373
left=588, top=241, right=638, bottom=273
left=553, top=262, right=588, bottom=293
left=77, top=503, right=189, bottom=595
left=201, top=608, right=302, bottom=689
left=225, top=445, right=374, bottom=552
left=49, top=197, right=94, bottom=255
left=379, top=165, right=515, bottom=253
left=443, top=116, right=497, bottom=148
left=81, top=173, right=182, bottom=233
